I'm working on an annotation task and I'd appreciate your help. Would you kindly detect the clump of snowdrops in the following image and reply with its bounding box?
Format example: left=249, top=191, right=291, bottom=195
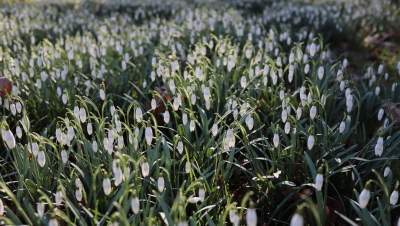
left=0, top=0, right=399, bottom=225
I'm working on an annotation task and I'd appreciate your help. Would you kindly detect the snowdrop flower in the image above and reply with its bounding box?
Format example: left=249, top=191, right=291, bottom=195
left=384, top=166, right=391, bottom=177
left=288, top=64, right=294, bottom=83
left=79, top=108, right=87, bottom=123
left=1, top=129, right=16, bottom=149
left=211, top=123, right=218, bottom=137
left=284, top=122, right=291, bottom=134
left=185, top=161, right=191, bottom=173
left=240, top=76, right=247, bottom=88
left=157, top=177, right=165, bottom=192
left=135, top=108, right=143, bottom=122
left=296, top=107, right=302, bottom=120
left=177, top=141, right=184, bottom=154
left=245, top=115, right=254, bottom=130
left=103, top=177, right=112, bottom=195
left=304, top=64, right=310, bottom=74
left=190, top=120, right=196, bottom=132
left=151, top=98, right=157, bottom=110
left=358, top=188, right=371, bottom=208
left=225, top=129, right=236, bottom=149
left=374, top=137, right=384, bottom=157
left=49, top=219, right=59, bottom=226
left=61, top=150, right=68, bottom=164
left=281, top=109, right=288, bottom=123
left=246, top=208, right=257, bottom=226
left=131, top=197, right=140, bottom=214
left=317, top=66, right=324, bottom=80
left=314, top=174, right=323, bottom=191
left=92, top=140, right=98, bottom=152
left=37, top=151, right=46, bottom=167
left=182, top=112, right=188, bottom=125
left=163, top=111, right=170, bottom=124
left=290, top=213, right=304, bottom=226
left=229, top=210, right=240, bottom=226
left=141, top=162, right=150, bottom=177
left=346, top=95, right=353, bottom=113
left=87, top=123, right=93, bottom=135
left=113, top=165, right=123, bottom=186
left=16, top=126, right=22, bottom=139
left=99, top=89, right=106, bottom=101
left=390, top=190, right=398, bottom=205
left=145, top=127, right=153, bottom=145
left=309, top=106, right=317, bottom=120
left=273, top=133, right=280, bottom=148
left=37, top=202, right=45, bottom=217
left=307, top=135, right=315, bottom=150
left=339, top=121, right=346, bottom=134
left=191, top=94, right=197, bottom=105
left=0, top=199, right=4, bottom=216
left=377, top=108, right=384, bottom=121
left=55, top=190, right=63, bottom=206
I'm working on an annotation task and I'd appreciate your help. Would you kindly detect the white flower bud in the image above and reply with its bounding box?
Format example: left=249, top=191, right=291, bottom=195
left=290, top=213, right=304, bottom=226
left=358, top=188, right=371, bottom=208
left=314, top=174, right=323, bottom=191
left=103, top=178, right=112, bottom=195
left=246, top=208, right=257, bottom=226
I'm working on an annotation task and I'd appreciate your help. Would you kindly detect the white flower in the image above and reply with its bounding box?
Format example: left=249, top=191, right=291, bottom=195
left=246, top=208, right=257, bottom=226
left=79, top=108, right=87, bottom=123
left=309, top=106, right=317, bottom=120
left=87, top=123, right=93, bottom=135
left=314, top=174, right=323, bottom=191
left=99, top=89, right=106, bottom=101
left=339, top=121, right=346, bottom=134
left=31, top=142, right=39, bottom=156
left=281, top=109, right=288, bottom=123
left=317, top=66, right=324, bottom=80
left=284, top=122, right=291, bottom=134
left=0, top=198, right=4, bottom=216
left=131, top=197, right=140, bottom=214
left=55, top=190, right=63, bottom=205
left=141, top=162, right=150, bottom=177
left=135, top=108, right=143, bottom=122
left=307, top=135, right=315, bottom=150
left=49, top=219, right=59, bottom=226
left=113, top=166, right=123, bottom=186
left=240, top=76, right=247, bottom=88
left=211, top=123, right=218, bottom=137
left=151, top=98, right=157, bottom=110
left=145, top=127, right=153, bottom=145
left=177, top=141, right=184, bottom=154
left=37, top=151, right=46, bottom=167
left=273, top=133, right=280, bottom=148
left=163, top=111, right=170, bottom=124
left=290, top=213, right=304, bottom=226
left=374, top=137, right=384, bottom=157
left=157, top=177, right=165, bottom=192
left=61, top=149, right=68, bottom=164
left=384, top=166, right=391, bottom=177
left=37, top=202, right=45, bottom=217
left=245, top=115, right=254, bottom=130
left=226, top=129, right=235, bottom=149
left=103, top=177, right=112, bottom=195
left=358, top=188, right=371, bottom=208
left=190, top=120, right=196, bottom=132
left=377, top=108, right=384, bottom=121
left=15, top=126, right=22, bottom=139
left=296, top=107, right=302, bottom=120
left=288, top=64, right=294, bottom=83
left=229, top=210, right=240, bottom=226
left=1, top=129, right=16, bottom=149
left=390, top=190, right=399, bottom=205
left=179, top=113, right=186, bottom=126
left=92, top=140, right=98, bottom=152
left=185, top=161, right=191, bottom=173
left=75, top=188, right=83, bottom=202
left=346, top=95, right=353, bottom=113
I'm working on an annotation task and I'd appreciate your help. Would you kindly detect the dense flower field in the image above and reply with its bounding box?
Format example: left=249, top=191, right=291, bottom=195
left=0, top=0, right=399, bottom=225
